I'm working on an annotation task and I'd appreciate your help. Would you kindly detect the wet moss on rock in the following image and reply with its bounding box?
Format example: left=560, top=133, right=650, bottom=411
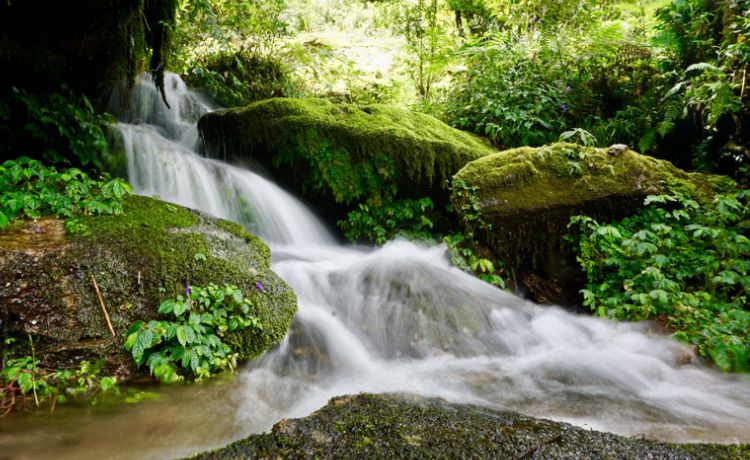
left=198, top=98, right=496, bottom=218
left=189, top=393, right=750, bottom=459
left=451, top=143, right=732, bottom=305
left=0, top=195, right=296, bottom=378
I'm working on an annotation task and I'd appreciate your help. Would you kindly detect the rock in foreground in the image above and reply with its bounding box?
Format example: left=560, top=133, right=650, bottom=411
left=0, top=195, right=297, bottom=379
left=190, top=393, right=749, bottom=459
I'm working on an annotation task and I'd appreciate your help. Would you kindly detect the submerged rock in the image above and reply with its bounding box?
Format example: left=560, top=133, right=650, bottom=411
left=190, top=393, right=749, bottom=459
left=452, top=143, right=730, bottom=305
left=197, top=98, right=496, bottom=220
left=0, top=195, right=297, bottom=379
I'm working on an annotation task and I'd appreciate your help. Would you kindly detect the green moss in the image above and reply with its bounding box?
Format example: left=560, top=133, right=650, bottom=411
left=454, top=143, right=710, bottom=218
left=0, top=195, right=297, bottom=376
left=198, top=98, right=497, bottom=204
left=190, top=393, right=750, bottom=459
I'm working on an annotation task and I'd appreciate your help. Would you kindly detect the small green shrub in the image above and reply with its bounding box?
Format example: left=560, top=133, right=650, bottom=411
left=1, top=337, right=119, bottom=414
left=0, top=86, right=113, bottom=169
left=448, top=176, right=506, bottom=289
left=185, top=51, right=299, bottom=107
left=443, top=233, right=505, bottom=289
left=125, top=284, right=263, bottom=383
left=0, top=158, right=131, bottom=233
left=570, top=186, right=750, bottom=372
left=339, top=196, right=434, bottom=244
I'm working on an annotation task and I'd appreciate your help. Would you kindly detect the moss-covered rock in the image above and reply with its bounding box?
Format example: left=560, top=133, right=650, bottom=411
left=189, top=393, right=750, bottom=459
left=0, top=195, right=297, bottom=379
left=198, top=98, right=496, bottom=221
left=452, top=143, right=731, bottom=305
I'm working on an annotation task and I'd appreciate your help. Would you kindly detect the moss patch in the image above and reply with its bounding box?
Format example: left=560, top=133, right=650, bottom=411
left=0, top=195, right=296, bottom=378
left=198, top=98, right=496, bottom=212
left=189, top=393, right=750, bottom=459
left=454, top=143, right=731, bottom=218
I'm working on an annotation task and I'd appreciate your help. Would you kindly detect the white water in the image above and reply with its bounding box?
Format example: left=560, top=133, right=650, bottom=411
left=114, top=73, right=750, bottom=444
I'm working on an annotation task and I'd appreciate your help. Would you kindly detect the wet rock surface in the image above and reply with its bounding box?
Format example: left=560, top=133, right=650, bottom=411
left=190, top=393, right=750, bottom=459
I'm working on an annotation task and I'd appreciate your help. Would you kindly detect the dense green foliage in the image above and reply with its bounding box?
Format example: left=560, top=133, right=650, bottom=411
left=339, top=196, right=435, bottom=244
left=125, top=284, right=263, bottom=382
left=184, top=50, right=300, bottom=106
left=0, top=87, right=113, bottom=169
left=440, top=0, right=749, bottom=176
left=570, top=186, right=750, bottom=372
left=0, top=158, right=131, bottom=233
left=1, top=337, right=118, bottom=414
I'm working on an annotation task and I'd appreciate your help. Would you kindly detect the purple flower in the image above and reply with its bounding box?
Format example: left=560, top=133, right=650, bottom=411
left=255, top=281, right=266, bottom=293
left=561, top=103, right=567, bottom=111
left=565, top=85, right=571, bottom=92
left=186, top=284, right=192, bottom=297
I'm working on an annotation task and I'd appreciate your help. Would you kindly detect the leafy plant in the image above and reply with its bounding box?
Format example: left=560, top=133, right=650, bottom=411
left=339, top=196, right=434, bottom=244
left=0, top=86, right=113, bottom=169
left=1, top=337, right=119, bottom=415
left=125, top=284, right=263, bottom=382
left=399, top=0, right=455, bottom=99
left=559, top=128, right=597, bottom=147
left=184, top=50, right=300, bottom=107
left=570, top=185, right=750, bottom=372
left=0, top=158, right=131, bottom=233
left=448, top=177, right=507, bottom=288
left=443, top=233, right=506, bottom=288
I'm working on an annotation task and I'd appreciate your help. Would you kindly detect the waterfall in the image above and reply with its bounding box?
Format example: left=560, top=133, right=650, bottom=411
left=114, top=72, right=750, bottom=442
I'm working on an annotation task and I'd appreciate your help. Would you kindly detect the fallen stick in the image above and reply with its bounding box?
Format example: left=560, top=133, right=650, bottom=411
left=91, top=275, right=116, bottom=338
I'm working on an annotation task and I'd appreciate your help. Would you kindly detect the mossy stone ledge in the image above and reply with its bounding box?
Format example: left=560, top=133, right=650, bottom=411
left=189, top=393, right=750, bottom=459
left=452, top=142, right=732, bottom=305
left=197, top=98, right=497, bottom=221
left=0, top=195, right=297, bottom=379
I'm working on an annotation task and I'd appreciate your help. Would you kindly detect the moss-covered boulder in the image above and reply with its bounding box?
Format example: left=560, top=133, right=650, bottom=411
left=189, top=393, right=749, bottom=459
left=452, top=143, right=729, bottom=305
left=198, top=98, right=496, bottom=222
left=0, top=195, right=297, bottom=379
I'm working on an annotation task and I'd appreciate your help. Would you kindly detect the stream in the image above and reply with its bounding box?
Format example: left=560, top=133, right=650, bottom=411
left=1, top=73, right=750, bottom=459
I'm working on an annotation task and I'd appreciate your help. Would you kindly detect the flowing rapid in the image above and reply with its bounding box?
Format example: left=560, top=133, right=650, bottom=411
left=3, top=73, right=749, bottom=460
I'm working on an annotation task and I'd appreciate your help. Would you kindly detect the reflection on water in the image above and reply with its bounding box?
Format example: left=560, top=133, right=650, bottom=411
left=0, top=379, right=246, bottom=460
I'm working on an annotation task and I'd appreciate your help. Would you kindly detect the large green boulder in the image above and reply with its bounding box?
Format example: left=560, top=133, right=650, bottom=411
left=0, top=195, right=297, bottom=379
left=452, top=143, right=727, bottom=305
left=198, top=98, right=496, bottom=220
left=190, top=393, right=749, bottom=459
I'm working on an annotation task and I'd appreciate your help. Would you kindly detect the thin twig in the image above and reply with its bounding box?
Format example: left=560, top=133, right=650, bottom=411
left=91, top=275, right=116, bottom=338
left=28, top=334, right=39, bottom=407
left=741, top=65, right=747, bottom=101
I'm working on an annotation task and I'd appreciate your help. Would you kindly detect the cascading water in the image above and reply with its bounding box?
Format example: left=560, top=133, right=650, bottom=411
left=5, top=73, right=746, bottom=459
left=112, top=73, right=750, bottom=443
